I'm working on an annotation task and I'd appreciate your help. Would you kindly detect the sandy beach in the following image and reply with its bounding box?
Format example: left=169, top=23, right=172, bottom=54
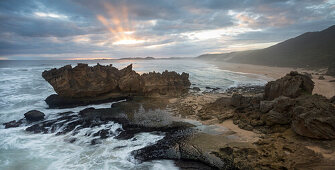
left=209, top=61, right=335, bottom=98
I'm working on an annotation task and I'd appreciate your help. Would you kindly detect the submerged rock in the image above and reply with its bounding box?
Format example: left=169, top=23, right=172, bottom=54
left=3, top=119, right=25, bottom=128
left=45, top=94, right=129, bottom=109
left=264, top=71, right=314, bottom=100
left=42, top=63, right=191, bottom=99
left=24, top=110, right=45, bottom=121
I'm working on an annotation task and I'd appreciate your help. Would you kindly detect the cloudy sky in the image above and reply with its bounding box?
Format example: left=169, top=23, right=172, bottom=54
left=0, top=0, right=334, bottom=60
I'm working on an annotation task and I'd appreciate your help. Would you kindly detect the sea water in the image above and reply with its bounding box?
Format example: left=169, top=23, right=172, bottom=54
left=0, top=59, right=267, bottom=170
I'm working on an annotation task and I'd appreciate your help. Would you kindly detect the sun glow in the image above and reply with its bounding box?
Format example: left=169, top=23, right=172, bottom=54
left=34, top=12, right=67, bottom=19
left=97, top=3, right=145, bottom=46
left=113, top=39, right=145, bottom=45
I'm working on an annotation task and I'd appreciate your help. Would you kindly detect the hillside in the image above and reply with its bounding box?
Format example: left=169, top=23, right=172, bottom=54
left=198, top=25, right=335, bottom=68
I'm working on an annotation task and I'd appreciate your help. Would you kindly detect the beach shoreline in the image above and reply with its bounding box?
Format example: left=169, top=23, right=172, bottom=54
left=208, top=61, right=335, bottom=98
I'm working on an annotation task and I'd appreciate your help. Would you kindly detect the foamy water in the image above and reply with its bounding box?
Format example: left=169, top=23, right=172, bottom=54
left=0, top=59, right=267, bottom=169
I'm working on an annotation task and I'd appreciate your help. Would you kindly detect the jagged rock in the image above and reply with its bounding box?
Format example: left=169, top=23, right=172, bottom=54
left=24, top=110, right=45, bottom=121
left=259, top=100, right=274, bottom=113
left=330, top=96, right=335, bottom=104
left=226, top=85, right=264, bottom=95
left=231, top=93, right=262, bottom=110
left=292, top=95, right=335, bottom=139
left=42, top=63, right=121, bottom=98
left=141, top=71, right=191, bottom=96
left=213, top=133, right=326, bottom=170
left=3, top=119, right=24, bottom=128
left=318, top=75, right=325, bottom=80
left=302, top=72, right=313, bottom=79
left=42, top=64, right=191, bottom=107
left=192, top=87, right=201, bottom=91
left=264, top=71, right=314, bottom=100
left=263, top=110, right=291, bottom=126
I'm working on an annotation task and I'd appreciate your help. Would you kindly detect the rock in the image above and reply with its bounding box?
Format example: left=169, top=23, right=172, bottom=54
left=45, top=94, right=129, bottom=109
left=42, top=64, right=121, bottom=98
left=231, top=93, right=262, bottom=110
left=226, top=85, right=264, bottom=95
left=330, top=96, right=335, bottom=104
left=270, top=96, right=296, bottom=113
left=264, top=71, right=314, bottom=100
left=3, top=119, right=24, bottom=128
left=259, top=100, right=274, bottom=113
left=24, top=110, right=45, bottom=121
left=263, top=110, right=291, bottom=126
left=198, top=97, right=234, bottom=122
left=141, top=71, right=191, bottom=96
left=192, top=87, right=201, bottom=91
left=213, top=133, right=326, bottom=170
left=42, top=64, right=191, bottom=107
left=292, top=95, right=335, bottom=139
left=132, top=131, right=227, bottom=169
left=318, top=75, right=325, bottom=80
left=42, top=64, right=190, bottom=98
left=302, top=72, right=313, bottom=79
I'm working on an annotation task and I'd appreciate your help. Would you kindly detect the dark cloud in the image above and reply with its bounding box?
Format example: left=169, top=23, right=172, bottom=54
left=0, top=0, right=334, bottom=59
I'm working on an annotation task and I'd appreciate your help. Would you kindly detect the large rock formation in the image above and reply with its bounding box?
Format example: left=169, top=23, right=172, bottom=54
left=24, top=110, right=45, bottom=121
left=291, top=95, right=335, bottom=139
left=264, top=71, right=314, bottom=100
left=42, top=63, right=191, bottom=99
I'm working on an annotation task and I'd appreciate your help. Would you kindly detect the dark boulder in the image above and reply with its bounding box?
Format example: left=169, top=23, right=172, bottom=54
left=45, top=94, right=129, bottom=109
left=264, top=71, right=314, bottom=100
left=24, top=110, right=45, bottom=121
left=318, top=75, right=325, bottom=80
left=192, top=87, right=201, bottom=92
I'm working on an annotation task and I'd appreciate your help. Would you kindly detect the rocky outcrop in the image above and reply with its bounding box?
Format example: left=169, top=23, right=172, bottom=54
left=214, top=132, right=328, bottom=170
left=264, top=71, right=314, bottom=100
left=42, top=63, right=190, bottom=99
left=24, top=110, right=45, bottom=121
left=141, top=71, right=191, bottom=96
left=231, top=93, right=262, bottom=110
left=292, top=95, right=335, bottom=139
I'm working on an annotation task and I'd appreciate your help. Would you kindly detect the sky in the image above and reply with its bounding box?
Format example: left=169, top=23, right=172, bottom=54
left=0, top=0, right=334, bottom=60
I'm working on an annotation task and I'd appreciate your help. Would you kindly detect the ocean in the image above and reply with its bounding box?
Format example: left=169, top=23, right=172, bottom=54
left=0, top=59, right=267, bottom=170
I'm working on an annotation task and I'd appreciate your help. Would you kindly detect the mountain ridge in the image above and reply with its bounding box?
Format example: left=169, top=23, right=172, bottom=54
left=198, top=25, right=335, bottom=68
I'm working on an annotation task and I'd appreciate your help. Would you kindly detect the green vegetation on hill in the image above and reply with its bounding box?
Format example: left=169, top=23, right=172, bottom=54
left=198, top=25, right=335, bottom=68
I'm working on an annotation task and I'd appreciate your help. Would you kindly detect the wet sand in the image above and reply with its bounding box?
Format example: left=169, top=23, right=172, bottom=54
left=209, top=61, right=335, bottom=98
